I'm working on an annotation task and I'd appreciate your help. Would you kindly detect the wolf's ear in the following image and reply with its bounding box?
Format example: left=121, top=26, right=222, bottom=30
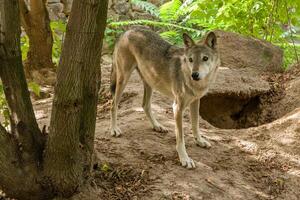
left=205, top=32, right=217, bottom=49
left=183, top=33, right=195, bottom=48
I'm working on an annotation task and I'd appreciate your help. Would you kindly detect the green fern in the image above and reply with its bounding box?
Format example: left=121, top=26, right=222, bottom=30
left=159, top=0, right=182, bottom=22
left=159, top=30, right=182, bottom=44
left=131, top=0, right=159, bottom=17
left=108, top=19, right=204, bottom=36
left=108, top=0, right=300, bottom=68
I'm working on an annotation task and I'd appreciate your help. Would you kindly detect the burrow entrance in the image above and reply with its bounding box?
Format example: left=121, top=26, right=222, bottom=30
left=199, top=92, right=279, bottom=129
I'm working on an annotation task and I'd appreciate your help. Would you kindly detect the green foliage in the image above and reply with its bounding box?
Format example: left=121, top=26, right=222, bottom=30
left=159, top=30, right=182, bottom=44
left=0, top=84, right=9, bottom=128
left=132, top=0, right=160, bottom=17
left=109, top=19, right=203, bottom=36
left=20, top=20, right=67, bottom=66
left=50, top=20, right=66, bottom=65
left=107, top=0, right=300, bottom=68
left=28, top=82, right=41, bottom=97
left=21, top=34, right=29, bottom=61
left=105, top=19, right=124, bottom=50
left=281, top=44, right=300, bottom=69
left=101, top=163, right=111, bottom=172
left=159, top=0, right=182, bottom=22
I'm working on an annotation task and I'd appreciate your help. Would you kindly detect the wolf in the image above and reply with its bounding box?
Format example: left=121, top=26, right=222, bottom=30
left=110, top=28, right=220, bottom=168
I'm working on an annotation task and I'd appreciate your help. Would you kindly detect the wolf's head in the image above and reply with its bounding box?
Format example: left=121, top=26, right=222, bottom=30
left=182, top=32, right=219, bottom=81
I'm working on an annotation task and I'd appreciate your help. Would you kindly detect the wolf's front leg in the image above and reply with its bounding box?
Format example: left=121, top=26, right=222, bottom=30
left=173, top=101, right=195, bottom=168
left=190, top=99, right=211, bottom=148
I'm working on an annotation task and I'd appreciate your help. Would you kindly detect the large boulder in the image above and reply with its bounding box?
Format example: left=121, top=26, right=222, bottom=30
left=214, top=30, right=283, bottom=72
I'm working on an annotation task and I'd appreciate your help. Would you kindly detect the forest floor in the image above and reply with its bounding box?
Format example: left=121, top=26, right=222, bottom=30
left=25, top=57, right=300, bottom=200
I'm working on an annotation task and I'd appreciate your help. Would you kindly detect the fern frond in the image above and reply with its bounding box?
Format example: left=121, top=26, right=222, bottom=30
left=159, top=30, right=182, bottom=44
left=108, top=19, right=204, bottom=36
left=131, top=0, right=159, bottom=17
left=175, top=0, right=199, bottom=21
left=159, top=0, right=182, bottom=22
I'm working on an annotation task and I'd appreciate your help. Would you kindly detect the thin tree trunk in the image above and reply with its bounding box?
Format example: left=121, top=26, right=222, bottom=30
left=0, top=0, right=44, bottom=161
left=19, top=0, right=54, bottom=73
left=43, top=0, right=108, bottom=196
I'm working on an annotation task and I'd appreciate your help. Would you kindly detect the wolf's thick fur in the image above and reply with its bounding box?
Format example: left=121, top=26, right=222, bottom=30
left=110, top=28, right=220, bottom=168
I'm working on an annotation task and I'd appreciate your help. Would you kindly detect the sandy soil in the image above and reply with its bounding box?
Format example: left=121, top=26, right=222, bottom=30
left=21, top=59, right=300, bottom=200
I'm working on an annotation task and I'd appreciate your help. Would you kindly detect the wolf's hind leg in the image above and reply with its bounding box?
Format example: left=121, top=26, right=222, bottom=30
left=142, top=82, right=168, bottom=133
left=110, top=61, right=134, bottom=137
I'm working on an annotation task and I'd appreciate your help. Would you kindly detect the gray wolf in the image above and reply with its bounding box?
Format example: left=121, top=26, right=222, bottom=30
left=110, top=28, right=220, bottom=168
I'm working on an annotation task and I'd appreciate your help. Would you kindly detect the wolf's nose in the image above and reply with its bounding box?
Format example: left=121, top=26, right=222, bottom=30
left=191, top=72, right=200, bottom=81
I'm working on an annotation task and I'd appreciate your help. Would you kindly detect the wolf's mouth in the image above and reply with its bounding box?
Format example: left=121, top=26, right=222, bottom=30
left=192, top=76, right=201, bottom=81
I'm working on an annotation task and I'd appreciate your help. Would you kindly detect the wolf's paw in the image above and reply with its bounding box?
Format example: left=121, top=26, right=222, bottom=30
left=180, top=156, right=196, bottom=169
left=111, top=127, right=122, bottom=137
left=153, top=124, right=168, bottom=133
left=195, top=136, right=211, bottom=148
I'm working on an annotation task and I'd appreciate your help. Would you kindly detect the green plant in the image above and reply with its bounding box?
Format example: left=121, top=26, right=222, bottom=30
left=21, top=20, right=67, bottom=66
left=0, top=84, right=9, bottom=128
left=107, top=0, right=300, bottom=68
left=28, top=82, right=41, bottom=97
left=21, top=34, right=29, bottom=61
left=50, top=20, right=66, bottom=65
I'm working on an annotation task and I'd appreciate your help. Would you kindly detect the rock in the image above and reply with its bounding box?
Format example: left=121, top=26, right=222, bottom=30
left=60, top=0, right=73, bottom=15
left=148, top=0, right=167, bottom=6
left=47, top=0, right=60, bottom=3
left=112, top=0, right=131, bottom=15
left=214, top=30, right=284, bottom=72
left=47, top=2, right=64, bottom=20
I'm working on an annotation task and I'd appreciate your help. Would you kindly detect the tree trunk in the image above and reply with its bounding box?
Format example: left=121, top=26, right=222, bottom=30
left=43, top=0, right=108, bottom=195
left=0, top=0, right=47, bottom=199
left=19, top=0, right=54, bottom=73
left=0, top=0, right=108, bottom=199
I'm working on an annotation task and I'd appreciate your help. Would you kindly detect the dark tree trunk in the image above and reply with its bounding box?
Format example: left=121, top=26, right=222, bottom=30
left=0, top=0, right=47, bottom=199
left=19, top=0, right=54, bottom=73
left=0, top=0, right=108, bottom=199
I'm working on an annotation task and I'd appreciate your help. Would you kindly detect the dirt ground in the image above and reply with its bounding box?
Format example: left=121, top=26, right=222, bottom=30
left=7, top=58, right=299, bottom=200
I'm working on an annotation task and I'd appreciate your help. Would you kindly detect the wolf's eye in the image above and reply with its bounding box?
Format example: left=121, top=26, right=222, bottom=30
left=189, top=58, right=193, bottom=62
left=203, top=56, right=209, bottom=61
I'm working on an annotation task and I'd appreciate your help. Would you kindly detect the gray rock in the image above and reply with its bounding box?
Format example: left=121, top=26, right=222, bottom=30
left=47, top=2, right=64, bottom=20
left=214, top=30, right=284, bottom=72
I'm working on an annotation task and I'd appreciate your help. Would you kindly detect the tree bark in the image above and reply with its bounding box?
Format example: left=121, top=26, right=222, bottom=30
left=0, top=0, right=108, bottom=199
left=43, top=0, right=108, bottom=197
left=19, top=0, right=54, bottom=73
left=0, top=0, right=48, bottom=199
left=0, top=0, right=44, bottom=160
left=45, top=0, right=107, bottom=195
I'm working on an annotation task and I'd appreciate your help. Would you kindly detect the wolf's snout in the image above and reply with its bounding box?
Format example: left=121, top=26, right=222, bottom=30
left=192, top=72, right=201, bottom=81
